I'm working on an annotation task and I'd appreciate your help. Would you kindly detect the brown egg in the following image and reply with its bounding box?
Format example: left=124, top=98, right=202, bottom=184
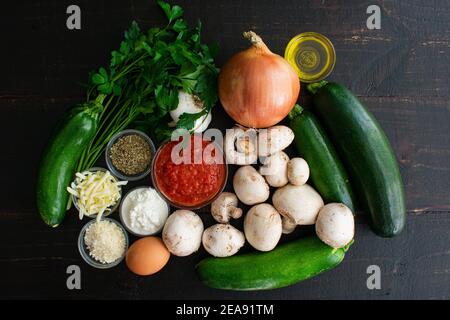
left=126, top=237, right=170, bottom=276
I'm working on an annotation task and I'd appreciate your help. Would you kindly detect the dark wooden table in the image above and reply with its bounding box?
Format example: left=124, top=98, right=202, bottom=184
left=1, top=0, right=449, bottom=300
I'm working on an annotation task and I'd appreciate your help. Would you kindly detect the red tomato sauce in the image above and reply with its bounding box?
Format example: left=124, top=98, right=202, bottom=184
left=153, top=136, right=226, bottom=207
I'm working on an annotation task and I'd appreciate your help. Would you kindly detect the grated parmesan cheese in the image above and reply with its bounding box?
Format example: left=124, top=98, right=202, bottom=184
left=67, top=170, right=127, bottom=220
left=84, top=220, right=126, bottom=264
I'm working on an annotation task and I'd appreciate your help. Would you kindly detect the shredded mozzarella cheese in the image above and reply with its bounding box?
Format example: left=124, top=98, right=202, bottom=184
left=67, top=170, right=127, bottom=220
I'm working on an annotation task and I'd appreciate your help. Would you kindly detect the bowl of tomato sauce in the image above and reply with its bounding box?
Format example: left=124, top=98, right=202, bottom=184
left=151, top=135, right=228, bottom=210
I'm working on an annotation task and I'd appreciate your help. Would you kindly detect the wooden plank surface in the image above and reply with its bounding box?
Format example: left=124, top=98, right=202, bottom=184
left=0, top=0, right=449, bottom=299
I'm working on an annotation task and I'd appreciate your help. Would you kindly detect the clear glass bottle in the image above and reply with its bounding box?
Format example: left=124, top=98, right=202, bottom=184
left=285, top=32, right=336, bottom=83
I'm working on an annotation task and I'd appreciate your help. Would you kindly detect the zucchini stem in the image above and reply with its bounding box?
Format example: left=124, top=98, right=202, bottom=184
left=342, top=239, right=354, bottom=252
left=307, top=80, right=328, bottom=95
left=288, top=104, right=304, bottom=120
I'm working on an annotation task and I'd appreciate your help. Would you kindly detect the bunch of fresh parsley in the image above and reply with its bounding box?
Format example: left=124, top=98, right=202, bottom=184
left=77, top=0, right=219, bottom=172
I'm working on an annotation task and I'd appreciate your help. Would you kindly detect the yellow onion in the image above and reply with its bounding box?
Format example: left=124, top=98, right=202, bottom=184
left=218, top=31, right=300, bottom=128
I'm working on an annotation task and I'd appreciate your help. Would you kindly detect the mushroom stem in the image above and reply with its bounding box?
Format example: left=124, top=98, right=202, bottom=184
left=282, top=216, right=297, bottom=234
left=211, top=192, right=243, bottom=223
left=225, top=127, right=258, bottom=165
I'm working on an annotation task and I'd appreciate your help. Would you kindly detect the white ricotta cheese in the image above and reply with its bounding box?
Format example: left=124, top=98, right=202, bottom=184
left=121, top=187, right=169, bottom=236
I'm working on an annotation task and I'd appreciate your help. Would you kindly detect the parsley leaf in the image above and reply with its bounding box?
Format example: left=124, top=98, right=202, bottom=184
left=157, top=0, right=171, bottom=20
left=91, top=73, right=105, bottom=85
left=157, top=1, right=184, bottom=23
left=124, top=21, right=141, bottom=47
left=155, top=85, right=179, bottom=113
left=173, top=19, right=187, bottom=33
left=177, top=110, right=207, bottom=130
left=195, top=68, right=219, bottom=109
left=170, top=5, right=184, bottom=22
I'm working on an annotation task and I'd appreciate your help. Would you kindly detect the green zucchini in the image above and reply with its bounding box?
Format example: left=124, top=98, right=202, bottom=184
left=196, top=236, right=351, bottom=291
left=308, top=81, right=406, bottom=237
left=288, top=105, right=357, bottom=212
left=36, top=101, right=101, bottom=227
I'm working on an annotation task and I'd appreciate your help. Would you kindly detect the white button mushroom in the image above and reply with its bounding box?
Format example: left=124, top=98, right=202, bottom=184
left=259, top=151, right=290, bottom=187
left=211, top=192, right=243, bottom=223
left=257, top=125, right=294, bottom=157
left=202, top=224, right=245, bottom=257
left=224, top=127, right=258, bottom=165
left=287, top=158, right=310, bottom=186
left=316, top=203, right=355, bottom=249
left=244, top=203, right=282, bottom=252
left=233, top=166, right=270, bottom=205
left=162, top=210, right=204, bottom=256
left=272, top=184, right=324, bottom=227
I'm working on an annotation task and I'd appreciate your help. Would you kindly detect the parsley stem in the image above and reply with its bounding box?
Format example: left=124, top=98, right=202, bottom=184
left=88, top=99, right=132, bottom=154
left=84, top=113, right=136, bottom=169
left=96, top=96, right=123, bottom=134
left=112, top=53, right=149, bottom=82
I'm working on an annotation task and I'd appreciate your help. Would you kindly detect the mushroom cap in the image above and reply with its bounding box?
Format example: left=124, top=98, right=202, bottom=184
left=316, top=203, right=354, bottom=248
left=202, top=224, right=245, bottom=257
left=233, top=166, right=270, bottom=205
left=272, top=184, right=324, bottom=225
left=287, top=157, right=310, bottom=186
left=244, top=203, right=282, bottom=251
left=162, top=210, right=204, bottom=256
